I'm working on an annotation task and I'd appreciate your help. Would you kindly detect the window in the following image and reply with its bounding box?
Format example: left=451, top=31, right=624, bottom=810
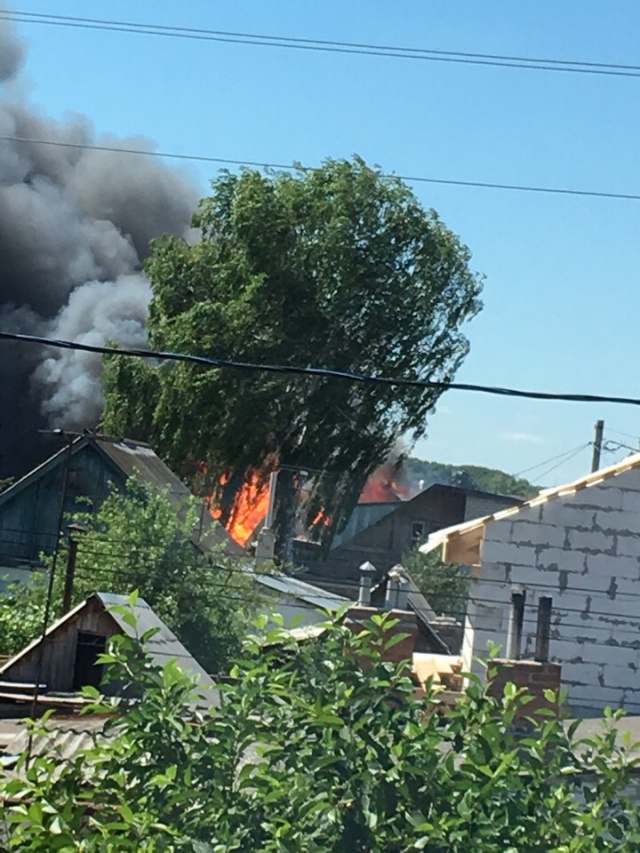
left=410, top=521, right=425, bottom=546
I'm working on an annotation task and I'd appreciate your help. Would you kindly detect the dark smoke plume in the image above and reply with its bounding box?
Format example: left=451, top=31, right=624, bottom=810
left=0, top=6, right=198, bottom=477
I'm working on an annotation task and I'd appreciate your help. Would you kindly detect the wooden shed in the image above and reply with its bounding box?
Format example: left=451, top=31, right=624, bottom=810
left=0, top=592, right=219, bottom=704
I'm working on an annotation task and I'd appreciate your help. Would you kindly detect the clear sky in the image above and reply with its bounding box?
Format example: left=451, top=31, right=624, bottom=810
left=6, top=1, right=640, bottom=486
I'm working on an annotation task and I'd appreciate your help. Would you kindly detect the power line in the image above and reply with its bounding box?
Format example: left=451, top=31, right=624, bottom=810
left=3, top=133, right=640, bottom=202
left=3, top=330, right=640, bottom=408
left=3, top=10, right=640, bottom=79
left=531, top=445, right=594, bottom=484
left=605, top=426, right=640, bottom=442
left=513, top=443, right=593, bottom=479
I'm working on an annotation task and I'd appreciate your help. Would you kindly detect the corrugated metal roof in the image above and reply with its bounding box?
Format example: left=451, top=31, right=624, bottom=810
left=96, top=593, right=219, bottom=703
left=1, top=717, right=108, bottom=770
left=420, top=451, right=640, bottom=564
left=91, top=437, right=241, bottom=555
left=0, top=434, right=240, bottom=555
left=254, top=573, right=351, bottom=611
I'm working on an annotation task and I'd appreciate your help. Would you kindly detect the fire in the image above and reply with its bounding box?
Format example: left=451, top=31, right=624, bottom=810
left=359, top=464, right=410, bottom=504
left=210, top=472, right=271, bottom=547
left=312, top=509, right=331, bottom=527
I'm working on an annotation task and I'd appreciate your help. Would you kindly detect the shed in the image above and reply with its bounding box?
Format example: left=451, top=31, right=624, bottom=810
left=0, top=592, right=219, bottom=706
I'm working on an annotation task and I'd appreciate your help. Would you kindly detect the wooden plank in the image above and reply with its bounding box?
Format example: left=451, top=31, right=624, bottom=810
left=0, top=691, right=90, bottom=706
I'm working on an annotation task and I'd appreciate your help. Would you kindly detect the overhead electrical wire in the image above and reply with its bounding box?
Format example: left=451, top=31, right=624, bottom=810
left=513, top=443, right=593, bottom=478
left=3, top=9, right=640, bottom=79
left=2, top=134, right=640, bottom=202
left=3, top=329, right=640, bottom=408
left=529, top=445, right=595, bottom=484
left=605, top=426, right=640, bottom=442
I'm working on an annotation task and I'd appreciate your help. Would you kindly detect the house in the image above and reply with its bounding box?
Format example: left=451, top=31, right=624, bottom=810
left=0, top=433, right=240, bottom=588
left=422, top=453, right=640, bottom=717
left=0, top=591, right=219, bottom=708
left=0, top=432, right=357, bottom=646
left=295, top=483, right=522, bottom=597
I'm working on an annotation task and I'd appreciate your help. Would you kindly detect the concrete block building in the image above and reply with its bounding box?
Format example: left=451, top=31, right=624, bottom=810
left=423, top=454, right=640, bottom=716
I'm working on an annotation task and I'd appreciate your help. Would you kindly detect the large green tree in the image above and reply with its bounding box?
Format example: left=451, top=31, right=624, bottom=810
left=102, top=157, right=482, bottom=553
left=0, top=478, right=262, bottom=673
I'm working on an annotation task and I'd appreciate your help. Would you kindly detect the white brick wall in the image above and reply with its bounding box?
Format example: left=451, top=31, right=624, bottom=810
left=465, top=464, right=640, bottom=714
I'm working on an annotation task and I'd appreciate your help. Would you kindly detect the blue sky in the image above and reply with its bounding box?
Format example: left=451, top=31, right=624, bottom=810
left=6, top=1, right=640, bottom=486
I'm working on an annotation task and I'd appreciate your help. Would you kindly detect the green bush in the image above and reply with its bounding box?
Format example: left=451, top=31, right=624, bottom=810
left=1, top=603, right=639, bottom=851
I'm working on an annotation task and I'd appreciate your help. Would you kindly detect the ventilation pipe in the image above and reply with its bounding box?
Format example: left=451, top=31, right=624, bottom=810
left=358, top=561, right=377, bottom=606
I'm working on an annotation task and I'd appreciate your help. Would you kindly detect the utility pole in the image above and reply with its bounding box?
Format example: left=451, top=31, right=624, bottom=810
left=591, top=420, right=605, bottom=473
left=28, top=430, right=75, bottom=734
left=61, top=523, right=85, bottom=616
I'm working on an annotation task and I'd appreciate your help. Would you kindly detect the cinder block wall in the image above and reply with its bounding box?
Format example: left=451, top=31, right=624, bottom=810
left=464, top=467, right=640, bottom=715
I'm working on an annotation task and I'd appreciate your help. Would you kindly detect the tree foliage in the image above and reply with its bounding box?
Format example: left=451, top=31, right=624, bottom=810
left=403, top=548, right=469, bottom=619
left=0, top=478, right=262, bottom=673
left=2, top=609, right=639, bottom=851
left=102, top=157, right=482, bottom=552
left=403, top=457, right=539, bottom=499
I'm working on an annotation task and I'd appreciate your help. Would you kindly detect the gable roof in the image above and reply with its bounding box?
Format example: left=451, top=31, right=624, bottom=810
left=331, top=482, right=523, bottom=552
left=0, top=433, right=240, bottom=555
left=0, top=592, right=219, bottom=704
left=421, top=452, right=640, bottom=565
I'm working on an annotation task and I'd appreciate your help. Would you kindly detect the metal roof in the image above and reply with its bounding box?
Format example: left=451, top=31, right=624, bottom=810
left=420, top=452, right=640, bottom=565
left=254, top=573, right=351, bottom=611
left=96, top=592, right=219, bottom=701
left=0, top=592, right=220, bottom=707
left=89, top=437, right=241, bottom=555
left=0, top=434, right=240, bottom=555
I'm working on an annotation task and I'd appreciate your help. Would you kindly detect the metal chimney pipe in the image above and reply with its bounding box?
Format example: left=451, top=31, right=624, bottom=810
left=395, top=574, right=410, bottom=611
left=358, top=561, right=377, bottom=606
left=385, top=566, right=410, bottom=611
left=264, top=471, right=278, bottom=530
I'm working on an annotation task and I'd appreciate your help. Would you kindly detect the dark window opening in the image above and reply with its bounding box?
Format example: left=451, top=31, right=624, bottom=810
left=507, top=591, right=526, bottom=659
left=73, top=631, right=106, bottom=691
left=535, top=597, right=553, bottom=662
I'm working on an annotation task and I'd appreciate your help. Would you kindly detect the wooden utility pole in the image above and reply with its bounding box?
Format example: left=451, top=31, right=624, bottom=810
left=591, top=420, right=605, bottom=472
left=61, top=523, right=85, bottom=616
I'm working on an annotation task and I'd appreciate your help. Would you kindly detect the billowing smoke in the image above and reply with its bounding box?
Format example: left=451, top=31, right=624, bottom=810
left=0, top=6, right=198, bottom=477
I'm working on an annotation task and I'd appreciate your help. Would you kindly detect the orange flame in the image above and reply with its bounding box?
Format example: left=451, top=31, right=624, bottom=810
left=359, top=466, right=410, bottom=504
left=210, top=472, right=271, bottom=547
left=312, top=509, right=332, bottom=527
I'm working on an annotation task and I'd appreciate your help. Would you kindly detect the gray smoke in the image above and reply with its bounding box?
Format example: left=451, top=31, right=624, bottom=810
left=34, top=275, right=152, bottom=428
left=0, top=7, right=198, bottom=476
left=0, top=2, right=23, bottom=83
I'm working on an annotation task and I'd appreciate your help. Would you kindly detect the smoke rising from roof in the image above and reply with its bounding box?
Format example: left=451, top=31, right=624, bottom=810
left=0, top=7, right=198, bottom=476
